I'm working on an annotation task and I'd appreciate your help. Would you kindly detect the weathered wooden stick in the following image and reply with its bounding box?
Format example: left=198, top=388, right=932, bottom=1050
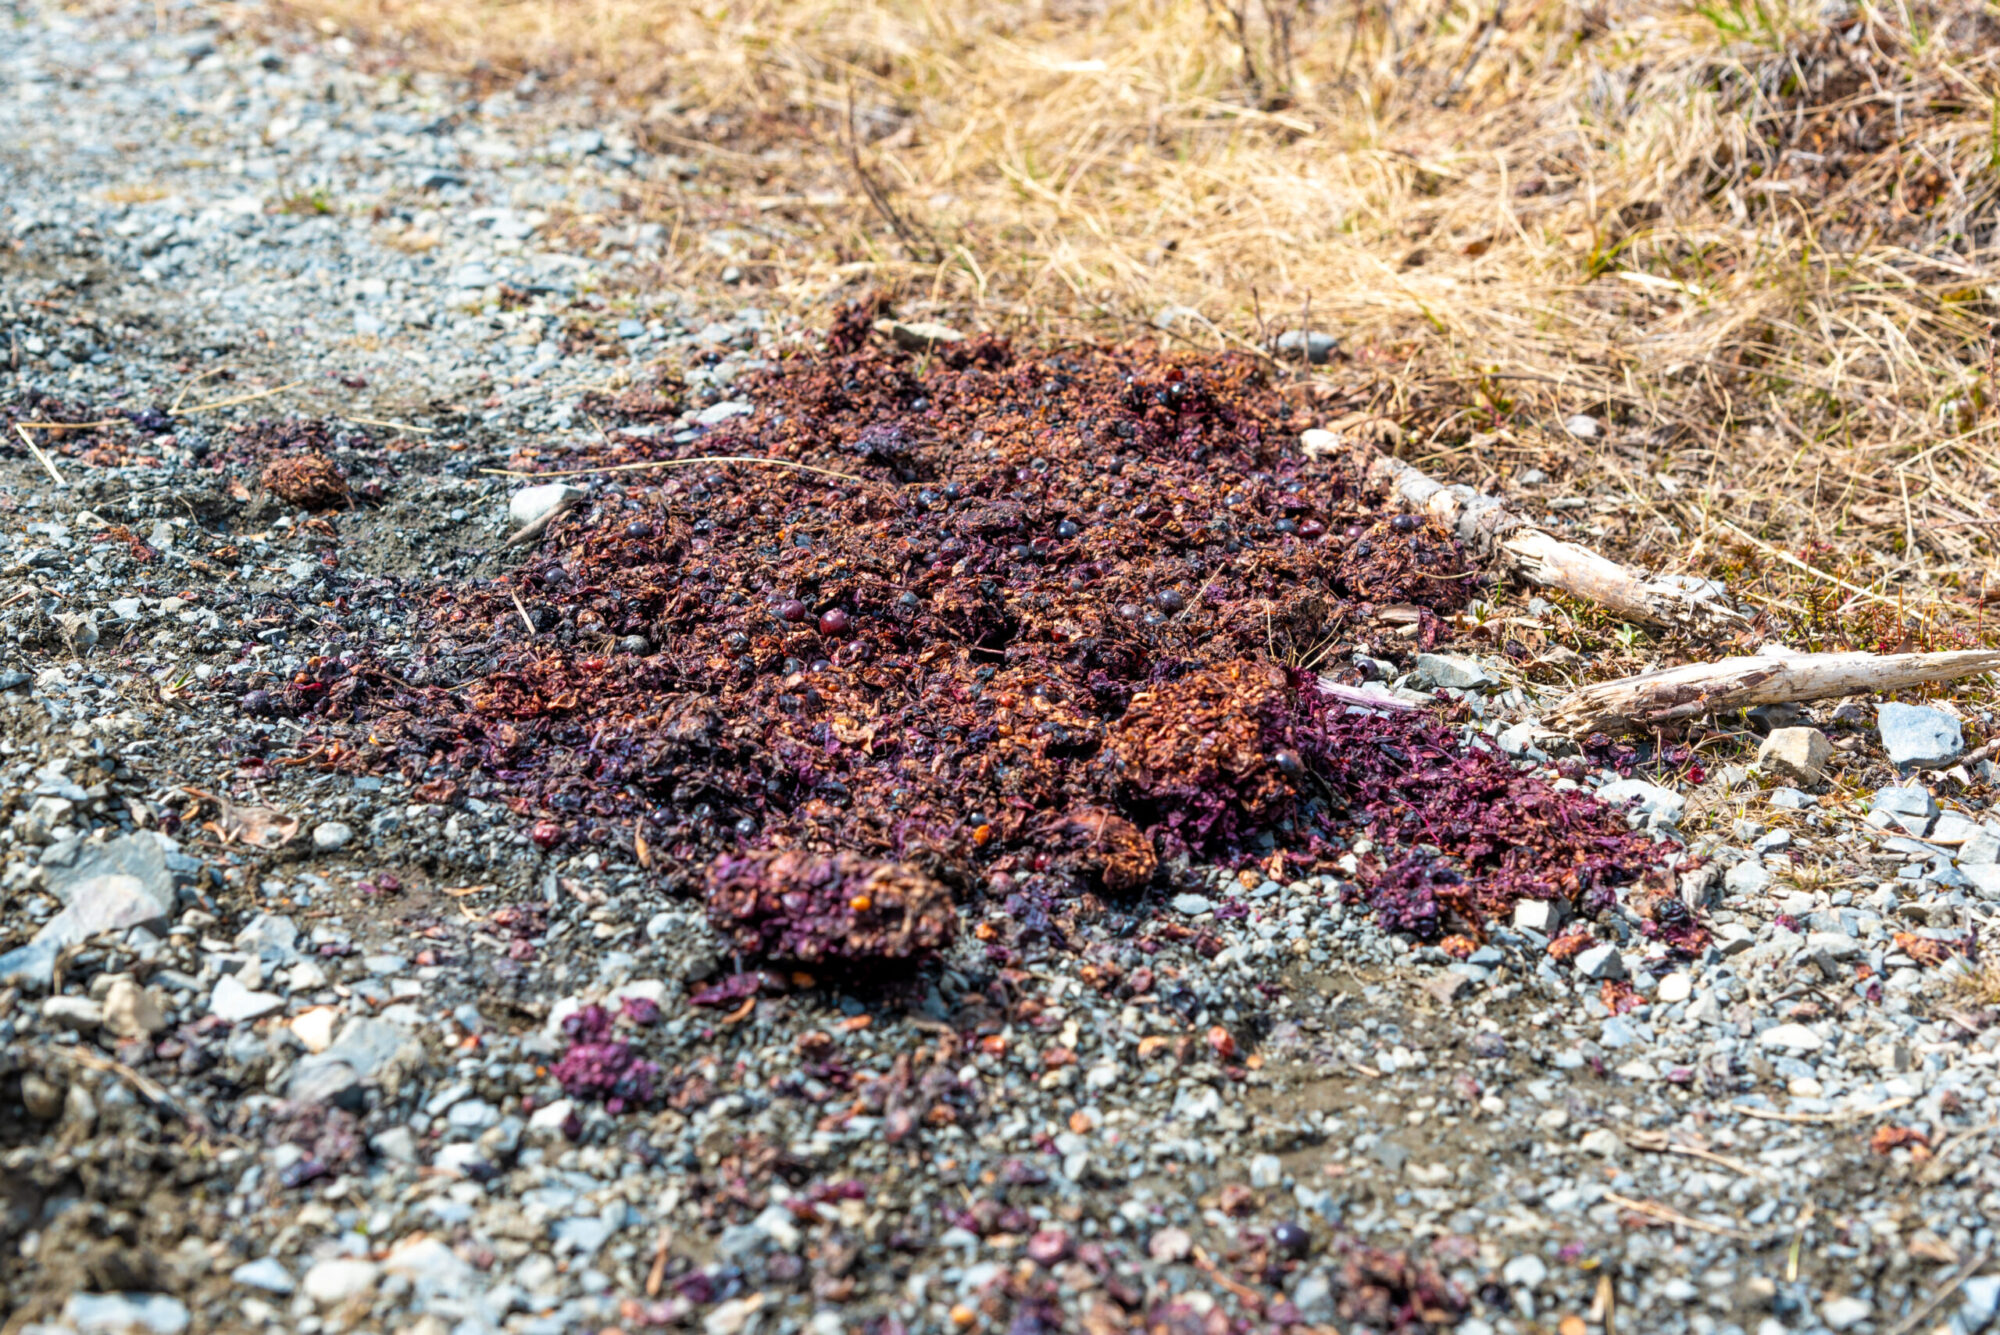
left=1545, top=648, right=2000, bottom=736
left=1306, top=431, right=1746, bottom=638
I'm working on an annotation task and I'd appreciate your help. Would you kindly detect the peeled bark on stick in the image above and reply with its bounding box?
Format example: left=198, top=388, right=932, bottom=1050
left=1545, top=648, right=2000, bottom=736
left=1307, top=431, right=1746, bottom=638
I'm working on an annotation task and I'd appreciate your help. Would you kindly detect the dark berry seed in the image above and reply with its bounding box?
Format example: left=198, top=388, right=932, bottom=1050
left=1272, top=1221, right=1310, bottom=1256
left=1274, top=517, right=1298, bottom=534
left=1274, top=749, right=1304, bottom=778
left=778, top=599, right=808, bottom=622
left=818, top=609, right=851, bottom=636
left=1117, top=603, right=1143, bottom=620
left=1155, top=589, right=1186, bottom=613
left=1056, top=519, right=1080, bottom=539
left=1392, top=514, right=1420, bottom=532
left=1345, top=524, right=1368, bottom=539
left=240, top=689, right=272, bottom=716
left=624, top=520, right=655, bottom=539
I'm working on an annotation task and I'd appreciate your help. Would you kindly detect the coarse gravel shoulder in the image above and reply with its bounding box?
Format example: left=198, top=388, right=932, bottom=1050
left=5, top=5, right=2000, bottom=1335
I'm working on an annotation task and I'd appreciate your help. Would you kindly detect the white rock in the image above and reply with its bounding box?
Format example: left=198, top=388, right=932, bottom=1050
left=312, top=820, right=354, bottom=851
left=528, top=1097, right=576, bottom=1131
left=1249, top=1153, right=1283, bottom=1187
left=1724, top=862, right=1772, bottom=895
left=1502, top=1253, right=1548, bottom=1288
left=62, top=1293, right=190, bottom=1335
left=101, top=978, right=167, bottom=1039
left=1758, top=1022, right=1824, bottom=1053
left=1656, top=973, right=1692, bottom=1004
left=1513, top=898, right=1568, bottom=934
left=1579, top=1127, right=1623, bottom=1157
left=210, top=973, right=285, bottom=1024
left=231, top=1257, right=296, bottom=1294
left=704, top=1295, right=766, bottom=1335
left=1821, top=1296, right=1871, bottom=1331
left=41, top=994, right=104, bottom=1030
left=1596, top=778, right=1685, bottom=827
left=508, top=482, right=586, bottom=528
left=302, top=1257, right=381, bottom=1305
left=291, top=1006, right=340, bottom=1053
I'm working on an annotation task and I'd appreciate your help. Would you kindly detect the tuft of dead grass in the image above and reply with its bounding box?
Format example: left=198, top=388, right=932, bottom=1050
left=282, top=0, right=2000, bottom=639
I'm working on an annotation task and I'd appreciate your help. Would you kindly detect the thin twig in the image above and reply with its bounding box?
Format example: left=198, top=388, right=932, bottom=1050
left=168, top=364, right=228, bottom=413
left=63, top=1044, right=179, bottom=1116
left=13, top=418, right=121, bottom=431
left=1602, top=1191, right=1758, bottom=1238
left=1884, top=1247, right=1991, bottom=1335
left=172, top=380, right=305, bottom=417
left=340, top=414, right=435, bottom=434
left=1730, top=1096, right=1913, bottom=1125
left=480, top=455, right=871, bottom=485
left=1621, top=1129, right=1765, bottom=1177
left=15, top=424, right=67, bottom=489
left=510, top=590, right=538, bottom=636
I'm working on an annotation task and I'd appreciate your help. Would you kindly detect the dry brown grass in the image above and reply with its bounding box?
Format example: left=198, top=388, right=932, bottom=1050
left=283, top=0, right=2000, bottom=642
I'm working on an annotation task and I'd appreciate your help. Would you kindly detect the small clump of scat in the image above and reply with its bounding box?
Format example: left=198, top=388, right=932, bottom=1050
left=260, top=453, right=348, bottom=510
left=280, top=301, right=1681, bottom=948
left=549, top=1003, right=661, bottom=1114
left=705, top=849, right=958, bottom=965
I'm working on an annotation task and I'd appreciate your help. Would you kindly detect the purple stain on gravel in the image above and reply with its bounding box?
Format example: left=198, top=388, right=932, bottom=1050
left=551, top=1004, right=660, bottom=1113
left=620, top=995, right=661, bottom=1025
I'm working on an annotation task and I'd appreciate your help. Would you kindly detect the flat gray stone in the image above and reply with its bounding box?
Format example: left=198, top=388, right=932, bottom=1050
left=287, top=1017, right=419, bottom=1105
left=1575, top=942, right=1626, bottom=980
left=1959, top=830, right=2000, bottom=866
left=1414, top=653, right=1493, bottom=691
left=1596, top=779, right=1685, bottom=827
left=1879, top=703, right=1963, bottom=769
left=1758, top=727, right=1832, bottom=786
left=0, top=835, right=180, bottom=992
left=234, top=912, right=301, bottom=964
left=1871, top=784, right=1938, bottom=836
